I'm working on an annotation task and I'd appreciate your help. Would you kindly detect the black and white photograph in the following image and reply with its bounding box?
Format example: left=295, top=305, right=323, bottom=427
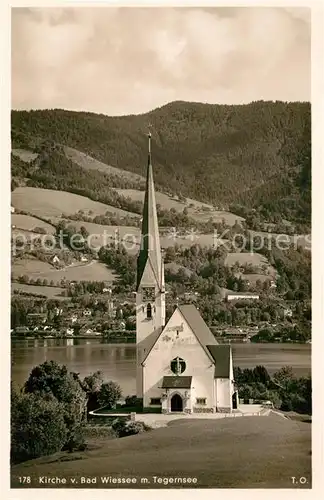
left=7, top=1, right=317, bottom=491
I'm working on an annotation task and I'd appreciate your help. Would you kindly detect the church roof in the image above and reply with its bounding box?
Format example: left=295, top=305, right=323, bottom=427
left=138, top=326, right=164, bottom=366
left=207, top=345, right=231, bottom=378
left=141, top=304, right=219, bottom=365
left=136, top=133, right=162, bottom=290
left=162, top=376, right=192, bottom=389
left=178, top=304, right=218, bottom=347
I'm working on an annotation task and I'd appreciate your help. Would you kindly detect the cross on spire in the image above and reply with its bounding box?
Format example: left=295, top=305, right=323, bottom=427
left=176, top=356, right=181, bottom=375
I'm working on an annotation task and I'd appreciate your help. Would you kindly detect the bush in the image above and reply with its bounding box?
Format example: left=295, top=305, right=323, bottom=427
left=11, top=392, right=67, bottom=464
left=265, top=390, right=282, bottom=409
left=98, top=381, right=122, bottom=409
left=82, top=371, right=104, bottom=413
left=63, top=424, right=87, bottom=452
left=111, top=419, right=151, bottom=438
left=83, top=425, right=115, bottom=439
left=281, top=393, right=308, bottom=413
left=124, top=395, right=142, bottom=408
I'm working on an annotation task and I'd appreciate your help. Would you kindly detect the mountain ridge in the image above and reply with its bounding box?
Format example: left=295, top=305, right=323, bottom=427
left=11, top=100, right=311, bottom=225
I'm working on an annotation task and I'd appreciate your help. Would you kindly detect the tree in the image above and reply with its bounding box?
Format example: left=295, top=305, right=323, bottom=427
left=11, top=390, right=67, bottom=464
left=273, top=366, right=294, bottom=390
left=18, top=275, right=29, bottom=284
left=98, top=381, right=122, bottom=409
left=11, top=178, right=18, bottom=192
left=80, top=226, right=89, bottom=238
left=24, top=361, right=87, bottom=449
left=253, top=365, right=271, bottom=385
left=265, top=390, right=282, bottom=409
left=83, top=371, right=104, bottom=394
left=25, top=361, right=83, bottom=403
left=82, top=371, right=104, bottom=413
left=238, top=384, right=254, bottom=400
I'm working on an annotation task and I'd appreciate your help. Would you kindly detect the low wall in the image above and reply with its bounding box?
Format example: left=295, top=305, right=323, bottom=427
left=217, top=407, right=231, bottom=413
left=193, top=407, right=214, bottom=413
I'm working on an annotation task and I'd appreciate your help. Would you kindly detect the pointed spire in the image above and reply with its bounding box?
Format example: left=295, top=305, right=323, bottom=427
left=148, top=130, right=152, bottom=155
left=136, top=132, right=163, bottom=290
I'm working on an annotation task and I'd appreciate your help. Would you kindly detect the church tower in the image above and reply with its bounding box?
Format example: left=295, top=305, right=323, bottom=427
left=136, top=133, right=165, bottom=398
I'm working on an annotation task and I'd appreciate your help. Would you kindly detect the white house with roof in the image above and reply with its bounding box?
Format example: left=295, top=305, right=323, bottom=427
left=135, top=134, right=237, bottom=414
left=226, top=292, right=260, bottom=302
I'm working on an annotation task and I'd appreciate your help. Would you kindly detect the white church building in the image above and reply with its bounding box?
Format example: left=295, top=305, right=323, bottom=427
left=136, top=134, right=237, bottom=414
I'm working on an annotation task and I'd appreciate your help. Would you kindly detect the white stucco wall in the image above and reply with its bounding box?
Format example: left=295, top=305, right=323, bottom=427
left=214, top=349, right=235, bottom=411
left=215, top=378, right=232, bottom=409
left=136, top=259, right=165, bottom=398
left=142, top=309, right=215, bottom=409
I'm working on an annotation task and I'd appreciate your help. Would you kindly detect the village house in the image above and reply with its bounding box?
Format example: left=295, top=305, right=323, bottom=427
left=118, top=320, right=126, bottom=331
left=183, top=291, right=199, bottom=302
left=14, top=326, right=30, bottom=336
left=282, top=307, right=293, bottom=318
left=70, top=314, right=78, bottom=324
left=107, top=299, right=115, bottom=318
left=52, top=255, right=60, bottom=265
left=226, top=292, right=260, bottom=302
left=135, top=134, right=237, bottom=414
left=26, top=312, right=47, bottom=325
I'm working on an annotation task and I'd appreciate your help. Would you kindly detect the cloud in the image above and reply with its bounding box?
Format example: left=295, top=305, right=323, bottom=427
left=11, top=6, right=311, bottom=115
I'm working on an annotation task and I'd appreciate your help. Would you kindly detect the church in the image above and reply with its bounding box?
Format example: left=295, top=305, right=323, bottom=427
left=136, top=134, right=237, bottom=414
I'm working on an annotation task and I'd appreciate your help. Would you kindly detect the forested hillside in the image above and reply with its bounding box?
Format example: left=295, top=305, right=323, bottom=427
left=11, top=100, right=311, bottom=225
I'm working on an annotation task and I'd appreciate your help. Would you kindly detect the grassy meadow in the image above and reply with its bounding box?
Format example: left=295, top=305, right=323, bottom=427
left=12, top=259, right=117, bottom=284
left=64, top=146, right=145, bottom=183
left=115, top=188, right=244, bottom=226
left=224, top=252, right=276, bottom=274
left=12, top=187, right=139, bottom=219
left=12, top=214, right=55, bottom=234
left=11, top=414, right=311, bottom=489
left=12, top=149, right=38, bottom=163
left=11, top=282, right=66, bottom=299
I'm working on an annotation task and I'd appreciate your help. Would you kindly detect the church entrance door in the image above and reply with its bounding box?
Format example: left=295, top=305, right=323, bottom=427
left=232, top=392, right=238, bottom=410
left=171, top=393, right=183, bottom=412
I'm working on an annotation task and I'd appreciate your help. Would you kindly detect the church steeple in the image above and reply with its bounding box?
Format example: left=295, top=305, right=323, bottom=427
left=136, top=132, right=166, bottom=398
left=136, top=132, right=163, bottom=291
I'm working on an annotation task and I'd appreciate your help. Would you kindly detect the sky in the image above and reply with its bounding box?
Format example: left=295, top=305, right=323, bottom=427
left=11, top=6, right=311, bottom=116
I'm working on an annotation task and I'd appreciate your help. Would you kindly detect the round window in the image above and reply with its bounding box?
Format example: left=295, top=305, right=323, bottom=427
left=170, top=357, right=186, bottom=375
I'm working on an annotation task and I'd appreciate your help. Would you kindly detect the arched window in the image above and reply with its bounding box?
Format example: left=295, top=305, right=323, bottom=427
left=170, top=357, right=186, bottom=375
left=147, top=303, right=152, bottom=319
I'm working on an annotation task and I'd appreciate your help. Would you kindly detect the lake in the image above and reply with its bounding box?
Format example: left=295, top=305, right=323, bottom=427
left=11, top=338, right=311, bottom=395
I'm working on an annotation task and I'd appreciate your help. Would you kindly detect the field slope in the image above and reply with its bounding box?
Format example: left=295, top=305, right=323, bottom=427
left=11, top=415, right=311, bottom=489
left=11, top=187, right=139, bottom=219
